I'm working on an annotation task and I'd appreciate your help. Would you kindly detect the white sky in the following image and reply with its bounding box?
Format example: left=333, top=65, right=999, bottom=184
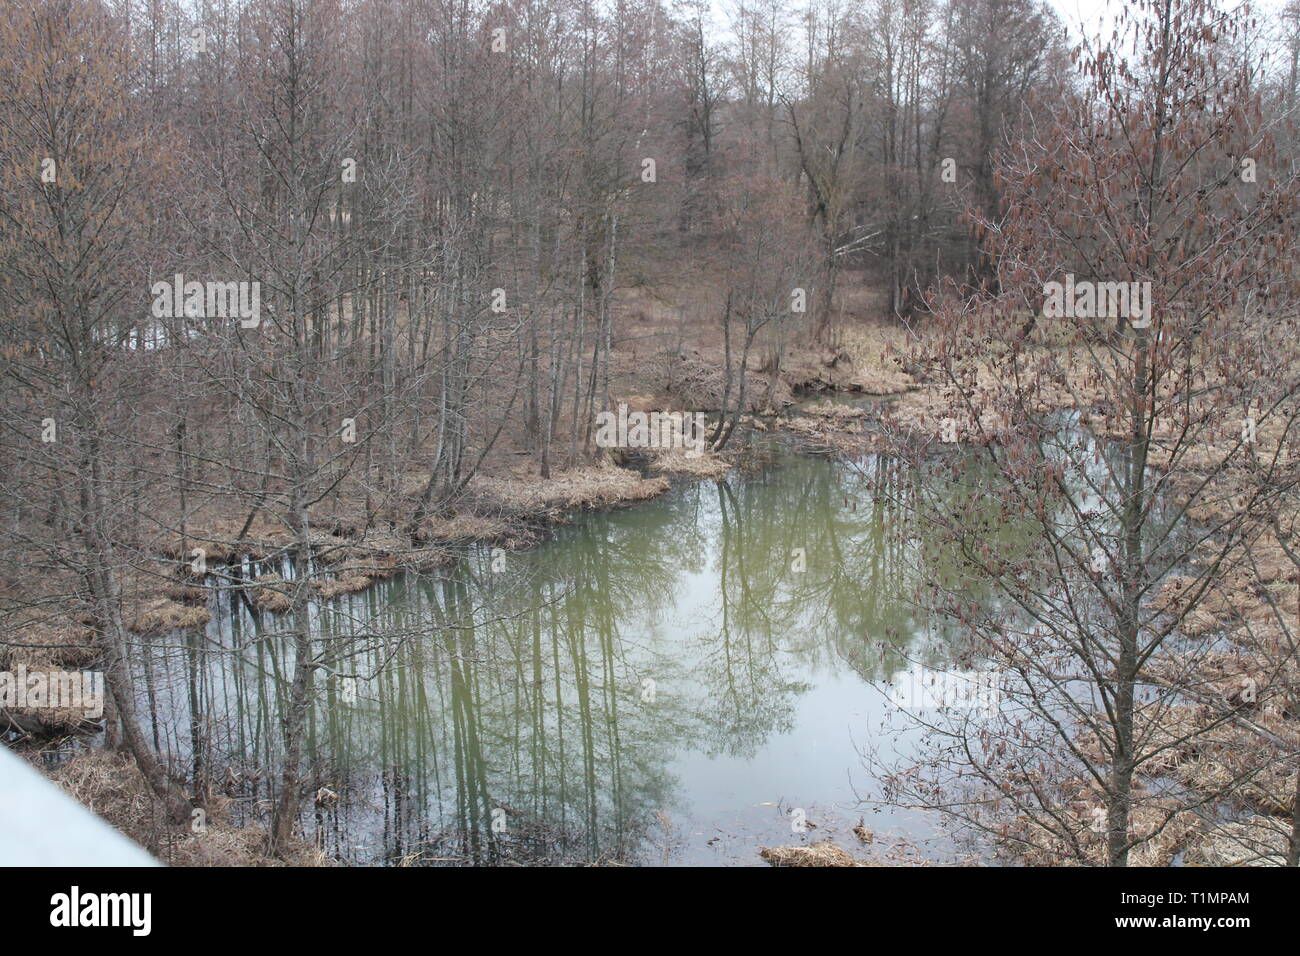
left=1048, top=0, right=1286, bottom=37
left=1047, top=0, right=1121, bottom=34
left=700, top=0, right=1288, bottom=42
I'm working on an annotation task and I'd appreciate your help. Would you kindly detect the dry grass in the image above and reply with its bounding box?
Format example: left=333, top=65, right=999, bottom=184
left=1186, top=816, right=1293, bottom=866
left=1147, top=575, right=1240, bottom=638
left=39, top=748, right=329, bottom=866
left=251, top=574, right=292, bottom=614
left=1009, top=791, right=1202, bottom=867
left=883, top=377, right=1012, bottom=445
left=835, top=323, right=916, bottom=395
left=0, top=615, right=98, bottom=670
left=152, top=512, right=294, bottom=564
left=418, top=511, right=513, bottom=543
left=123, top=597, right=211, bottom=636
left=758, top=840, right=875, bottom=867
left=650, top=450, right=732, bottom=478
left=1, top=598, right=103, bottom=735
left=780, top=413, right=881, bottom=455
left=655, top=348, right=793, bottom=412
left=471, top=464, right=671, bottom=515
left=2, top=705, right=101, bottom=737
left=310, top=566, right=382, bottom=601
left=801, top=399, right=871, bottom=420
left=1169, top=719, right=1299, bottom=819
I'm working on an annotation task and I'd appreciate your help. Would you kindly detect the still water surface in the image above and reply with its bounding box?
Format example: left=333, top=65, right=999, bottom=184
left=138, top=449, right=1001, bottom=865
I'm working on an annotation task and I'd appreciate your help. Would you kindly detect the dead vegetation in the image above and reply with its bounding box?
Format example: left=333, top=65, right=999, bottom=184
left=834, top=324, right=917, bottom=395
left=469, top=463, right=671, bottom=517
left=0, top=613, right=97, bottom=671
left=649, top=450, right=733, bottom=478
left=1007, top=782, right=1202, bottom=867
left=6, top=270, right=1298, bottom=867
left=0, top=606, right=102, bottom=736
left=779, top=400, right=882, bottom=455
left=123, top=596, right=211, bottom=636
left=34, top=748, right=330, bottom=866
left=1186, top=815, right=1293, bottom=866
left=759, top=840, right=875, bottom=867
left=654, top=348, right=792, bottom=413
left=251, top=574, right=292, bottom=614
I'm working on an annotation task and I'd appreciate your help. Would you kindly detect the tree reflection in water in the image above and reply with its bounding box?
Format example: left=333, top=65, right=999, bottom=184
left=131, top=450, right=1015, bottom=864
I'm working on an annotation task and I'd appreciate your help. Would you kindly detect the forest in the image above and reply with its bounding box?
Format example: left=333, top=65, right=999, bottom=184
left=1, top=0, right=1300, bottom=875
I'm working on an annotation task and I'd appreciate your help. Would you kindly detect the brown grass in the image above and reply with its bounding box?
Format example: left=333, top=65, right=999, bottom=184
left=1009, top=791, right=1201, bottom=867
left=835, top=324, right=916, bottom=395
left=471, top=464, right=671, bottom=515
left=124, top=597, right=211, bottom=636
left=758, top=840, right=874, bottom=867
left=0, top=616, right=98, bottom=670
left=650, top=450, right=732, bottom=478
left=1186, top=816, right=1293, bottom=866
left=39, top=748, right=329, bottom=866
left=251, top=574, right=292, bottom=614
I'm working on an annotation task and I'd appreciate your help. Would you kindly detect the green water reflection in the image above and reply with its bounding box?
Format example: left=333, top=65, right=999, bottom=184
left=140, top=450, right=1024, bottom=865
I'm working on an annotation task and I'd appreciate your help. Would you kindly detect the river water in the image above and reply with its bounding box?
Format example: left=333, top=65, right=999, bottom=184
left=136, top=444, right=1014, bottom=865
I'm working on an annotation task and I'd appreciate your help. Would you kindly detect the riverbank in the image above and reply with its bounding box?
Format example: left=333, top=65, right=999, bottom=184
left=9, top=298, right=1297, bottom=868
left=4, top=299, right=930, bottom=865
left=2, top=295, right=916, bottom=695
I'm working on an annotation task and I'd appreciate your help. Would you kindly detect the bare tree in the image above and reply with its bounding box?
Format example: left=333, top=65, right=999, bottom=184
left=875, top=0, right=1300, bottom=866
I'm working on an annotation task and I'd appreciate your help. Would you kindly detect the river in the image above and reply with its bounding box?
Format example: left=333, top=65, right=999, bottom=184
left=134, top=442, right=1023, bottom=865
